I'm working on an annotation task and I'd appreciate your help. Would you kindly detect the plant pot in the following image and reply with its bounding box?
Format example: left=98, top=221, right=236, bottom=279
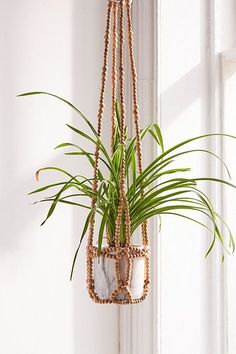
left=87, top=246, right=150, bottom=304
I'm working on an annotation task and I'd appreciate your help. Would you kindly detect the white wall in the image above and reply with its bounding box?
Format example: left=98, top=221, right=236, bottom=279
left=0, top=1, right=118, bottom=354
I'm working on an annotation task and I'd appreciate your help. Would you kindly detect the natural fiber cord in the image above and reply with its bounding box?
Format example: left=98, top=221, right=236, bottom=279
left=87, top=0, right=150, bottom=305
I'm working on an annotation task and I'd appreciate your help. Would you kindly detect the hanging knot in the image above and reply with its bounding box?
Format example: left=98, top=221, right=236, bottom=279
left=109, top=0, right=133, bottom=3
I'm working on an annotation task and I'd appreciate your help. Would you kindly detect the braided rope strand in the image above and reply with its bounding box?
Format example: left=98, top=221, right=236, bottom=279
left=111, top=1, right=118, bottom=154
left=114, top=0, right=131, bottom=248
left=125, top=0, right=148, bottom=246
left=87, top=1, right=112, bottom=247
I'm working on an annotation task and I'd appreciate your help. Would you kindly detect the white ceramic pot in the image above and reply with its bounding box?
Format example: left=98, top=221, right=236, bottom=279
left=93, top=250, right=145, bottom=301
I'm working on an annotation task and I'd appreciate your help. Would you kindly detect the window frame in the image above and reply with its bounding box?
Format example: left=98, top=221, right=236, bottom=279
left=119, top=0, right=160, bottom=353
left=119, top=1, right=235, bottom=353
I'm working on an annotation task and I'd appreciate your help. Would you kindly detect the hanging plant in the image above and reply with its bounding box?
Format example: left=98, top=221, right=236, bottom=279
left=19, top=0, right=235, bottom=304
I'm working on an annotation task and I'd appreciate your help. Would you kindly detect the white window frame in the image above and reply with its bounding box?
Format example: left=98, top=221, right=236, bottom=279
left=119, top=1, right=160, bottom=353
left=119, top=1, right=235, bottom=353
left=221, top=48, right=236, bottom=354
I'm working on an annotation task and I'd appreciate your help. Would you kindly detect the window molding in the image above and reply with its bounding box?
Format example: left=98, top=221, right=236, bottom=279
left=220, top=48, right=236, bottom=354
left=208, top=2, right=227, bottom=354
left=119, top=0, right=160, bottom=353
left=119, top=1, right=235, bottom=354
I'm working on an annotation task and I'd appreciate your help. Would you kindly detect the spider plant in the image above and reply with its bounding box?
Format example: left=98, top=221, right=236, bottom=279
left=18, top=91, right=236, bottom=278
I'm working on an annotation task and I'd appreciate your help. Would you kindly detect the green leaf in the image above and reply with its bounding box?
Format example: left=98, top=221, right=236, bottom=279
left=17, top=91, right=98, bottom=137
left=66, top=124, right=98, bottom=145
left=22, top=93, right=236, bottom=260
left=160, top=212, right=213, bottom=233
left=98, top=205, right=110, bottom=253
left=131, top=151, right=136, bottom=193
left=153, top=123, right=165, bottom=153
left=70, top=209, right=94, bottom=280
left=29, top=182, right=69, bottom=195
left=40, top=176, right=92, bottom=225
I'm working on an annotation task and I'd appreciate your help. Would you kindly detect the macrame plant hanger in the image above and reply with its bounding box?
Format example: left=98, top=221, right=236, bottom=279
left=87, top=0, right=150, bottom=304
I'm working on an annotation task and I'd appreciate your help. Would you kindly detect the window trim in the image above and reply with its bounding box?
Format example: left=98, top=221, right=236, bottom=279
left=221, top=48, right=236, bottom=354
left=119, top=0, right=160, bottom=353
left=119, top=2, right=234, bottom=353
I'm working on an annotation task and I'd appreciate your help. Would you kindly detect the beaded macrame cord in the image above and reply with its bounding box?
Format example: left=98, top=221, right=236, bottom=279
left=86, top=0, right=150, bottom=305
